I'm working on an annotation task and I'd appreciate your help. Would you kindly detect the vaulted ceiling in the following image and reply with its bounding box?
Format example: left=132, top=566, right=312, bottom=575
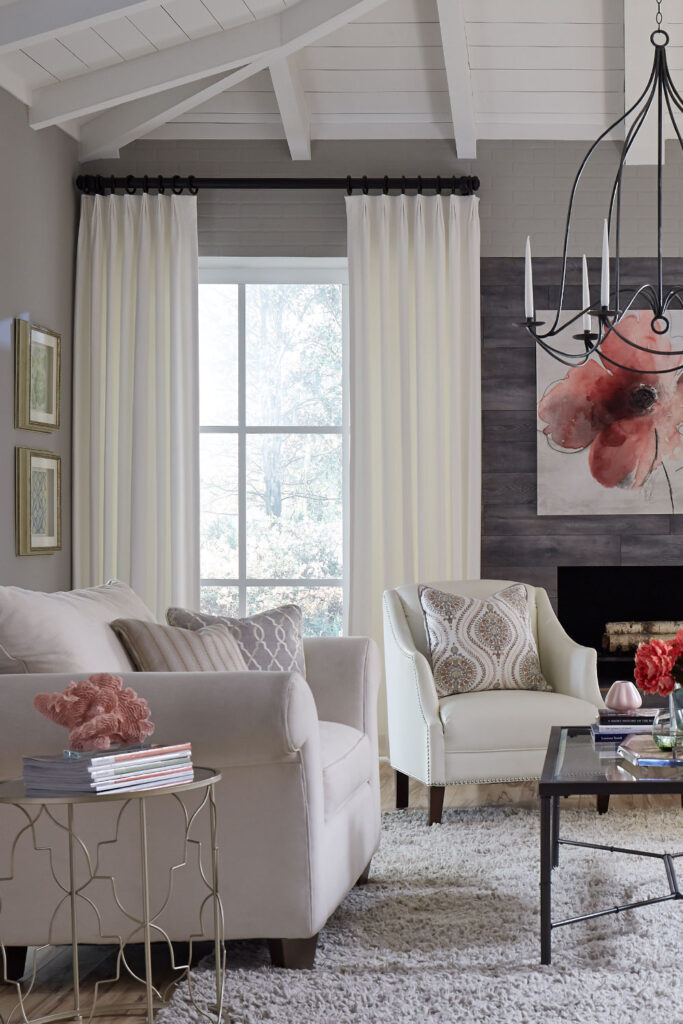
left=0, top=0, right=679, bottom=164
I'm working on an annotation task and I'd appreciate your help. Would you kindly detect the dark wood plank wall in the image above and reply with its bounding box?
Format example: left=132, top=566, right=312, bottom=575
left=480, top=257, right=683, bottom=607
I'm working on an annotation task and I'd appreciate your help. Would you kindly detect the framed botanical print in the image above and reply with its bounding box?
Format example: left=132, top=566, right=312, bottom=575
left=14, top=319, right=61, bottom=431
left=15, top=448, right=62, bottom=555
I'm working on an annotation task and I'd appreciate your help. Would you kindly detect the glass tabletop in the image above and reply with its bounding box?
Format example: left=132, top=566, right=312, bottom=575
left=541, top=727, right=683, bottom=792
left=0, top=766, right=221, bottom=805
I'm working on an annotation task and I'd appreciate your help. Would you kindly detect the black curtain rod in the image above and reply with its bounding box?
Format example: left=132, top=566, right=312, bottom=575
left=76, top=173, right=480, bottom=196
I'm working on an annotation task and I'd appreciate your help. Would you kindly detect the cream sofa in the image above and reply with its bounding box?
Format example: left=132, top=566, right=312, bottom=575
left=383, top=580, right=603, bottom=824
left=0, top=583, right=381, bottom=972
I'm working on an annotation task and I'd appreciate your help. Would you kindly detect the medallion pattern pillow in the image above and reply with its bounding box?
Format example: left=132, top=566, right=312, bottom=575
left=166, top=604, right=306, bottom=676
left=418, top=584, right=550, bottom=697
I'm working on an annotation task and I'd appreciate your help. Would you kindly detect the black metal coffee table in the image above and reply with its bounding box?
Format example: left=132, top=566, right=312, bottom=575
left=539, top=725, right=683, bottom=964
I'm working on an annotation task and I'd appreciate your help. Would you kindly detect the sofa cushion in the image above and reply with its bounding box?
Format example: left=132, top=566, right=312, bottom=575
left=0, top=580, right=154, bottom=674
left=110, top=619, right=247, bottom=672
left=439, top=689, right=598, bottom=753
left=319, top=721, right=372, bottom=819
left=167, top=604, right=306, bottom=677
left=419, top=583, right=550, bottom=697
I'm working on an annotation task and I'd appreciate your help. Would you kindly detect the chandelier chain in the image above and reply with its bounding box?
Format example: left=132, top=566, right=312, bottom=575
left=657, top=0, right=663, bottom=29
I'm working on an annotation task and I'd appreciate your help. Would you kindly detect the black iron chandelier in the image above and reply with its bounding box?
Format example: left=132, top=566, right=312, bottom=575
left=522, top=0, right=683, bottom=374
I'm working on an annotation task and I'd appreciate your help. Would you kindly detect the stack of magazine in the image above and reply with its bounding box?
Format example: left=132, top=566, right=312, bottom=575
left=617, top=734, right=683, bottom=767
left=22, top=743, right=193, bottom=795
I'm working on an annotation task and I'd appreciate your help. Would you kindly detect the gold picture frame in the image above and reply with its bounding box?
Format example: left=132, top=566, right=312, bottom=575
left=14, top=319, right=61, bottom=432
left=15, top=448, right=62, bottom=556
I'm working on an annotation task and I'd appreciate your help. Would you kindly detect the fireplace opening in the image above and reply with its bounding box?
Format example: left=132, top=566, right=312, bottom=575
left=556, top=565, right=683, bottom=694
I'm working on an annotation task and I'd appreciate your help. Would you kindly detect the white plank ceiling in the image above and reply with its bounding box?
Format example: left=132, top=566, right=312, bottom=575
left=1, top=0, right=682, bottom=161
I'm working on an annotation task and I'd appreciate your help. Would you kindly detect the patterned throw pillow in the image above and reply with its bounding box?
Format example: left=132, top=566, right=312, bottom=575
left=166, top=605, right=306, bottom=677
left=110, top=619, right=247, bottom=673
left=418, top=584, right=551, bottom=698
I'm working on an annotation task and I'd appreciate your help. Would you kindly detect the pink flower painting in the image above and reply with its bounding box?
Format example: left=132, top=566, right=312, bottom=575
left=536, top=311, right=683, bottom=513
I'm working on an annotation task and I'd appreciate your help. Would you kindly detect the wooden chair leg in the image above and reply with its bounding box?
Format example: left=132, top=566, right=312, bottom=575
left=596, top=794, right=610, bottom=815
left=2, top=946, right=27, bottom=983
left=356, top=859, right=371, bottom=886
left=429, top=786, right=445, bottom=826
left=395, top=770, right=409, bottom=809
left=268, top=935, right=319, bottom=969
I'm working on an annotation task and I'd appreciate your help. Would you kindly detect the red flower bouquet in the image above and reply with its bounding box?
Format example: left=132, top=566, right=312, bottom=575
left=634, top=632, right=683, bottom=697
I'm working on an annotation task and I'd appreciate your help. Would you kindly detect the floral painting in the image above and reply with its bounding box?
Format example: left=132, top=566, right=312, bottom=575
left=536, top=310, right=683, bottom=514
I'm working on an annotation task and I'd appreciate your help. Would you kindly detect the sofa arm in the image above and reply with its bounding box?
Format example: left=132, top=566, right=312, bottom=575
left=536, top=589, right=604, bottom=709
left=303, top=637, right=380, bottom=739
left=382, top=591, right=445, bottom=785
left=0, top=671, right=320, bottom=777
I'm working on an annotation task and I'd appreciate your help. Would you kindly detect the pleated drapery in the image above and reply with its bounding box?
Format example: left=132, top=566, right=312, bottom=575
left=345, top=194, right=481, bottom=746
left=72, top=194, right=199, bottom=618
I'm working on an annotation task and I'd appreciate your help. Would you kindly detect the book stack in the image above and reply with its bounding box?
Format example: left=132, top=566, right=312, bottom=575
left=23, top=743, right=193, bottom=795
left=590, top=708, right=657, bottom=758
left=617, top=734, right=683, bottom=767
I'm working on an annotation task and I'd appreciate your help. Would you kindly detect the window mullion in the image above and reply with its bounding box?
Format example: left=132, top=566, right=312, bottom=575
left=238, top=282, right=247, bottom=617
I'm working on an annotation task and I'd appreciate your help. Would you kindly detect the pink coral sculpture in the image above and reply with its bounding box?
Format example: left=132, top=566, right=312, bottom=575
left=34, top=673, right=155, bottom=751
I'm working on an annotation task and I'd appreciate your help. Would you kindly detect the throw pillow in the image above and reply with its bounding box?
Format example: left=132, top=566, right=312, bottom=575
left=419, top=584, right=551, bottom=698
left=166, top=604, right=306, bottom=676
left=0, top=580, right=155, bottom=674
left=110, top=619, right=248, bottom=673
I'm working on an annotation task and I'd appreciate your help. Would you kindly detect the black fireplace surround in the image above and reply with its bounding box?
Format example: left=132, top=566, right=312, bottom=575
left=557, top=566, right=683, bottom=691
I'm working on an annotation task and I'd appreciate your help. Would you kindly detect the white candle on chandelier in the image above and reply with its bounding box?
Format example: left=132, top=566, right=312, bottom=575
left=601, top=219, right=610, bottom=309
left=525, top=236, right=534, bottom=320
left=582, top=255, right=591, bottom=333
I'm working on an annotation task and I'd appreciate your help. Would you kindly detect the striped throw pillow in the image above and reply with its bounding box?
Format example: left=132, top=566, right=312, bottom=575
left=110, top=619, right=247, bottom=673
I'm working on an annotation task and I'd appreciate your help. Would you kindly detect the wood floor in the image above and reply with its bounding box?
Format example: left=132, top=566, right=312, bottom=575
left=1, top=759, right=678, bottom=1022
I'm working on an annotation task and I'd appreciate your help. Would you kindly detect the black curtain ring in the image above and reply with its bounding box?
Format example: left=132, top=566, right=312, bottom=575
left=125, top=175, right=136, bottom=195
left=188, top=175, right=199, bottom=195
left=109, top=175, right=116, bottom=195
left=143, top=175, right=150, bottom=193
left=417, top=175, right=423, bottom=194
left=158, top=175, right=165, bottom=194
left=451, top=175, right=457, bottom=194
left=401, top=176, right=406, bottom=195
left=383, top=175, right=389, bottom=195
left=95, top=175, right=103, bottom=195
left=346, top=175, right=353, bottom=195
left=172, top=175, right=183, bottom=195
left=436, top=175, right=442, bottom=194
left=362, top=175, right=368, bottom=195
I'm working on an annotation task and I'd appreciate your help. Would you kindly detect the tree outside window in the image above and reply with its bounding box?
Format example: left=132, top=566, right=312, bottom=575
left=199, top=267, right=346, bottom=636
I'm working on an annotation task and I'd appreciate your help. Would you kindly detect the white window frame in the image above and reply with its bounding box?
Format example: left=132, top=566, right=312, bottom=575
left=198, top=256, right=349, bottom=632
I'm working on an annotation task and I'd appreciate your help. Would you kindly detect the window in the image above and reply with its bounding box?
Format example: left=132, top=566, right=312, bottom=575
left=198, top=258, right=347, bottom=636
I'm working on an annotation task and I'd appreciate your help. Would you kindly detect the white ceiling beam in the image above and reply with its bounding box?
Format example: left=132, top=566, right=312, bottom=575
left=79, top=66, right=264, bottom=161
left=0, top=60, right=32, bottom=107
left=624, top=0, right=661, bottom=165
left=0, top=0, right=161, bottom=55
left=269, top=55, right=311, bottom=160
left=436, top=0, right=477, bottom=159
left=29, top=0, right=388, bottom=129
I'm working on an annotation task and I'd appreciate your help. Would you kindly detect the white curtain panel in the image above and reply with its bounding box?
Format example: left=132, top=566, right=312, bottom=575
left=345, top=194, right=481, bottom=737
left=72, top=194, right=199, bottom=619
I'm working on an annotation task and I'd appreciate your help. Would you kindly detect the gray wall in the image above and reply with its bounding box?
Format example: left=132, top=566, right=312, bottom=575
left=82, top=136, right=683, bottom=259
left=0, top=87, right=79, bottom=590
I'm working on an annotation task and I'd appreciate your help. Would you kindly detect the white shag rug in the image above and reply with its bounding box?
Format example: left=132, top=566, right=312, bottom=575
left=159, top=807, right=683, bottom=1024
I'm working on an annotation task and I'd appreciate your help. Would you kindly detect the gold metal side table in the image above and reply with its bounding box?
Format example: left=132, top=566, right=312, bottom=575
left=0, top=766, right=225, bottom=1024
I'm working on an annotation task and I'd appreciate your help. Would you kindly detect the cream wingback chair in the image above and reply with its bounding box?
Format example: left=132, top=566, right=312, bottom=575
left=383, top=580, right=603, bottom=824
